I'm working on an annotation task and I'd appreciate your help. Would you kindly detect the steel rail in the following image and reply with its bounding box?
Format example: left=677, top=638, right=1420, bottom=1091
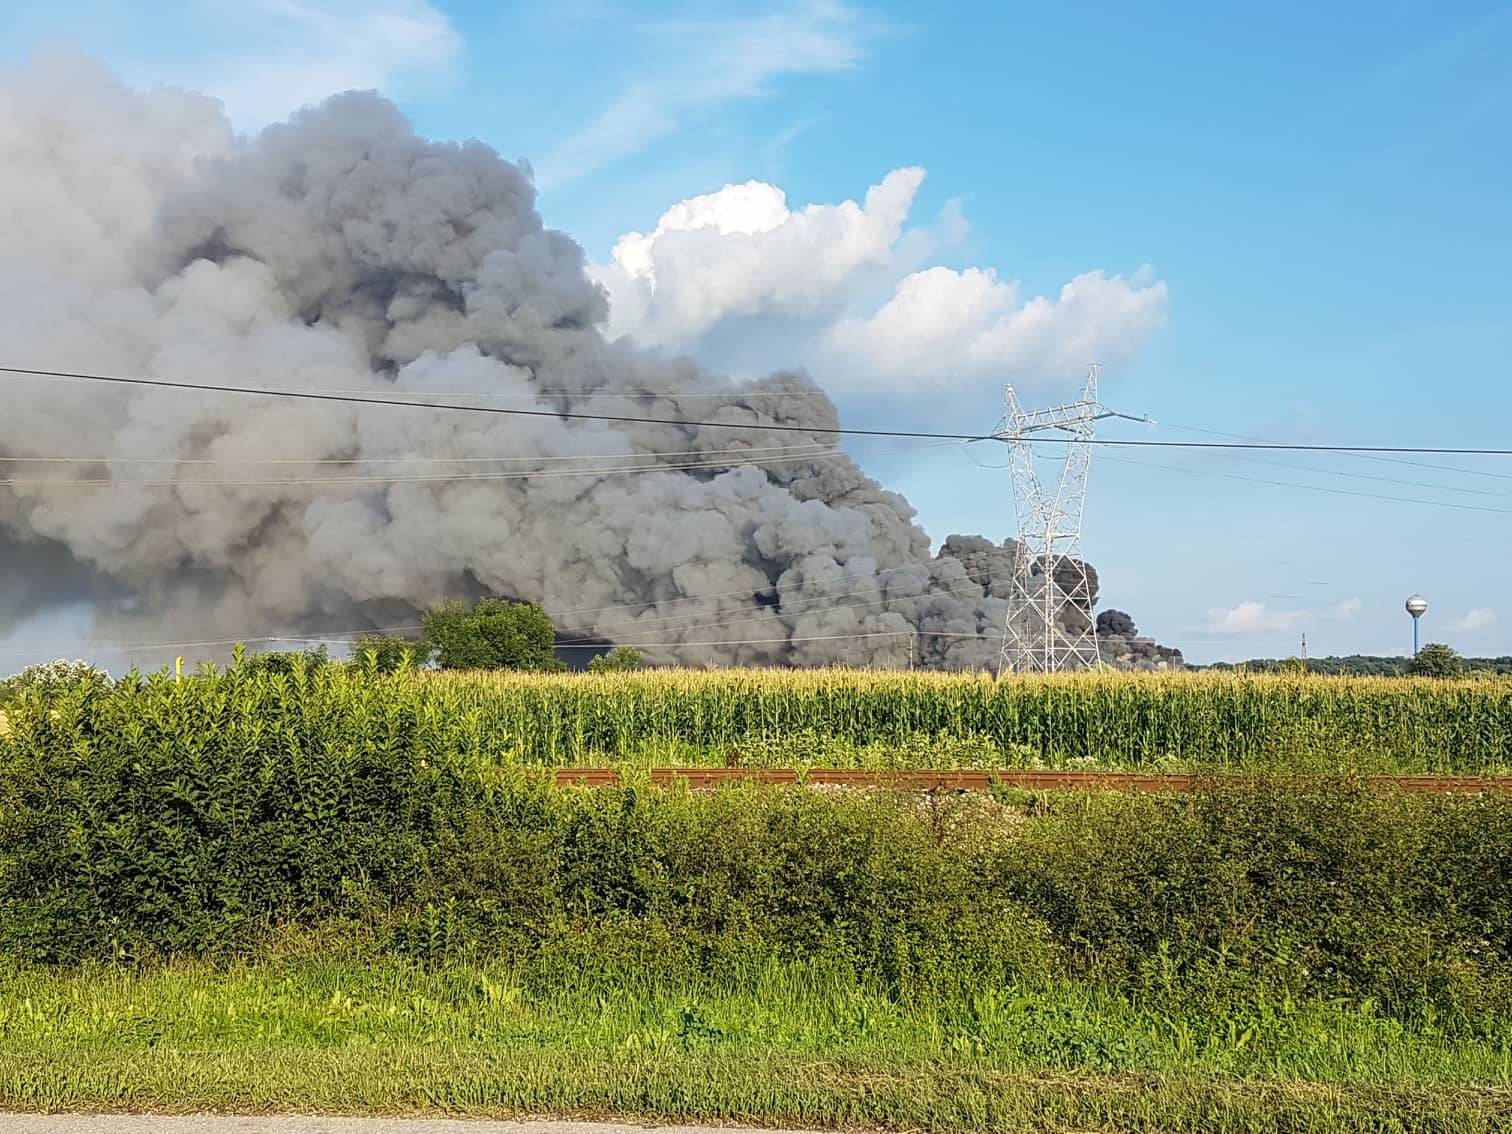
left=550, top=768, right=1512, bottom=793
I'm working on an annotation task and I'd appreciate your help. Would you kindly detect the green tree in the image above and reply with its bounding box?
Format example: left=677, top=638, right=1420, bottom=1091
left=422, top=597, right=564, bottom=671
left=1, top=659, right=112, bottom=706
left=587, top=646, right=643, bottom=673
left=351, top=634, right=432, bottom=673
left=1409, top=642, right=1463, bottom=678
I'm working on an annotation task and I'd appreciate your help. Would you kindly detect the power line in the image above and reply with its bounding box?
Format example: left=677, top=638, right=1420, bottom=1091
left=0, top=448, right=903, bottom=489
left=1103, top=452, right=1512, bottom=515
left=1212, top=450, right=1512, bottom=502
left=0, top=627, right=989, bottom=661
left=0, top=554, right=1029, bottom=662
left=9, top=364, right=1512, bottom=456
left=0, top=440, right=844, bottom=465
left=549, top=550, right=1015, bottom=632
left=150, top=386, right=832, bottom=401
left=552, top=577, right=994, bottom=642
left=0, top=435, right=944, bottom=489
left=552, top=630, right=984, bottom=648
left=0, top=569, right=996, bottom=660
left=0, top=628, right=419, bottom=660
left=1161, top=421, right=1512, bottom=482
left=7, top=436, right=1505, bottom=504
left=1, top=578, right=994, bottom=661
left=545, top=565, right=957, bottom=625
left=0, top=365, right=988, bottom=442
left=0, top=568, right=944, bottom=659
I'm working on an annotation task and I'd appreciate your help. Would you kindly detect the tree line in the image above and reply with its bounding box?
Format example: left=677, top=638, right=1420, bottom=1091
left=1201, top=644, right=1508, bottom=678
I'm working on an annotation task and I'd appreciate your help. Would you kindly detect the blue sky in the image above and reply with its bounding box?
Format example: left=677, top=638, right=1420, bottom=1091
left=5, top=0, right=1510, bottom=661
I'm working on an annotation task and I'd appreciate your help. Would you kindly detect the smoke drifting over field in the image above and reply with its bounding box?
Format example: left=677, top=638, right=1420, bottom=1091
left=0, top=55, right=1179, bottom=671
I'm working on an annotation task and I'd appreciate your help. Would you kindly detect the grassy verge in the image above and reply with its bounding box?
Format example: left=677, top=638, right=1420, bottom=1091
left=2, top=959, right=1509, bottom=1133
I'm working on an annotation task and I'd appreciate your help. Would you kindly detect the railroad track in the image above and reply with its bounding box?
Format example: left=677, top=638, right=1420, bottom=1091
left=553, top=767, right=1512, bottom=793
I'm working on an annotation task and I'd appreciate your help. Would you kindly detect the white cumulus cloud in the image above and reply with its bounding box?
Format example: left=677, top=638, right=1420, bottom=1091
left=824, top=263, right=1167, bottom=389
left=1453, top=608, right=1497, bottom=632
left=1206, top=601, right=1310, bottom=636
left=1333, top=597, right=1363, bottom=620
left=591, top=167, right=1169, bottom=399
left=591, top=167, right=923, bottom=348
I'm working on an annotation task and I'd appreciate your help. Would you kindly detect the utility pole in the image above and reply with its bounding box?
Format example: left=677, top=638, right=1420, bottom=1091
left=994, top=364, right=1150, bottom=674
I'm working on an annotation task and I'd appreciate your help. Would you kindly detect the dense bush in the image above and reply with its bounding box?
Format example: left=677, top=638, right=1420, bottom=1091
left=240, top=644, right=331, bottom=676
left=587, top=646, right=643, bottom=673
left=990, top=782, right=1512, bottom=1025
left=3, top=661, right=1512, bottom=1030
left=350, top=633, right=432, bottom=672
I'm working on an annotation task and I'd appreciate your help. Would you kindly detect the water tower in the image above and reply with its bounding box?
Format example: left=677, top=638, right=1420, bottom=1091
left=1405, top=594, right=1428, bottom=656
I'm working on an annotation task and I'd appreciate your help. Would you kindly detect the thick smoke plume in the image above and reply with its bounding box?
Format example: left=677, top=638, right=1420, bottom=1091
left=0, top=56, right=1180, bottom=671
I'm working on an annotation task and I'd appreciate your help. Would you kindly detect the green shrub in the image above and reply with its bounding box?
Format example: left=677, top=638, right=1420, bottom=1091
left=988, top=781, right=1512, bottom=1026
left=0, top=656, right=490, bottom=962
left=240, top=644, right=331, bottom=676
left=351, top=633, right=431, bottom=672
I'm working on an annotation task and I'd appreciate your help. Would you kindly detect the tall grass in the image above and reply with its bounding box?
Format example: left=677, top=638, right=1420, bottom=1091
left=2, top=957, right=1509, bottom=1132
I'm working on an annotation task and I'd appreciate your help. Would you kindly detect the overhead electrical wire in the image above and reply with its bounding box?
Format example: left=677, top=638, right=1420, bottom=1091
left=1101, top=452, right=1512, bottom=515
left=7, top=364, right=1512, bottom=456
left=0, top=364, right=991, bottom=442
left=9, top=434, right=1504, bottom=508
left=138, top=386, right=835, bottom=401
left=966, top=424, right=1512, bottom=508
left=0, top=448, right=918, bottom=489
left=0, top=627, right=989, bottom=661
left=0, top=441, right=844, bottom=465
left=551, top=630, right=985, bottom=648
left=1160, top=421, right=1512, bottom=482
left=2, top=568, right=937, bottom=658
left=552, top=577, right=997, bottom=643
left=1212, top=450, right=1512, bottom=501
left=0, top=570, right=1015, bottom=661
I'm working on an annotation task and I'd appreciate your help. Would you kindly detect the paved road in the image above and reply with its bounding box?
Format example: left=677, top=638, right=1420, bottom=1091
left=0, top=1119, right=821, bottom=1134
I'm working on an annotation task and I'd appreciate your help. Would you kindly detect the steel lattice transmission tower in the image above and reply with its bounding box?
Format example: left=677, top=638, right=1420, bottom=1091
left=995, top=364, right=1148, bottom=674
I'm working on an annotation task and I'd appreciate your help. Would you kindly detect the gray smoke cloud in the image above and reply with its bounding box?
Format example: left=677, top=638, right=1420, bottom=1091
left=0, top=54, right=1181, bottom=672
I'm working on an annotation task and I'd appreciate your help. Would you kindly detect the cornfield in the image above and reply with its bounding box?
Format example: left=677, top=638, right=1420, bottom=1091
left=5, top=664, right=1510, bottom=772
left=426, top=668, right=1512, bottom=773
